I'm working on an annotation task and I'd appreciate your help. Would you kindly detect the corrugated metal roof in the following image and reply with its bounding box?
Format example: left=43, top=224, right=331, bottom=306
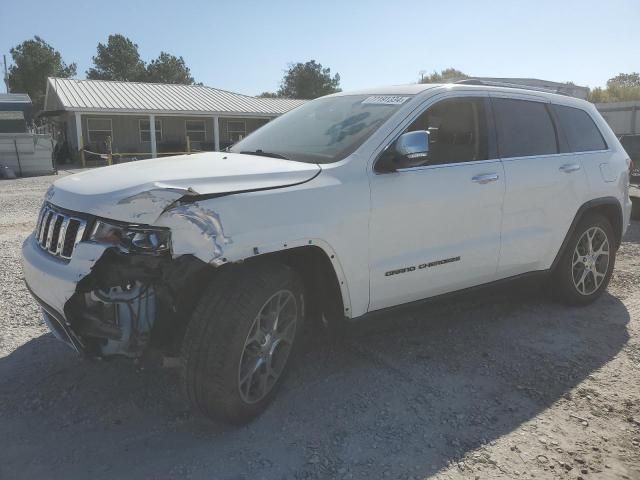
left=45, top=78, right=305, bottom=116
left=0, top=93, right=32, bottom=103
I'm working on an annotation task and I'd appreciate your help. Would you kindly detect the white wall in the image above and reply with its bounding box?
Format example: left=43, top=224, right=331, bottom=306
left=596, top=102, right=640, bottom=136
left=0, top=133, right=55, bottom=176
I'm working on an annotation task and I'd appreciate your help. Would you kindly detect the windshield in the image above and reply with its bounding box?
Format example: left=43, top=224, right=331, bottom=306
left=230, top=94, right=413, bottom=164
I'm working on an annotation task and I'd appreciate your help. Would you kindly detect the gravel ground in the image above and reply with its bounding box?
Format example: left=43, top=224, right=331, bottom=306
left=1, top=172, right=639, bottom=480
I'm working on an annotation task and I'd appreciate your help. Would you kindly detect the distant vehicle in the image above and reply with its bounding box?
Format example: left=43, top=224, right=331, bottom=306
left=620, top=135, right=640, bottom=180
left=22, top=83, right=633, bottom=423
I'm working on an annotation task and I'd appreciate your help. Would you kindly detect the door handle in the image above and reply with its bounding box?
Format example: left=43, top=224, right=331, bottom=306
left=472, top=173, right=499, bottom=184
left=559, top=163, right=581, bottom=173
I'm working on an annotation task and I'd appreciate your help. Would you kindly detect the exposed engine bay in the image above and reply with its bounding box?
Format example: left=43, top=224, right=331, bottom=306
left=65, top=249, right=211, bottom=357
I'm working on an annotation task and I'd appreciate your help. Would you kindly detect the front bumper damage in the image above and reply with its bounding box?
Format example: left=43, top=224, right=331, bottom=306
left=22, top=176, right=242, bottom=358
left=22, top=234, right=109, bottom=352
left=25, top=282, right=84, bottom=353
left=22, top=232, right=211, bottom=357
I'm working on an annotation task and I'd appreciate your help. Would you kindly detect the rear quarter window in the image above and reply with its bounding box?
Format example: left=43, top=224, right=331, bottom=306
left=492, top=98, right=558, bottom=158
left=553, top=104, right=607, bottom=152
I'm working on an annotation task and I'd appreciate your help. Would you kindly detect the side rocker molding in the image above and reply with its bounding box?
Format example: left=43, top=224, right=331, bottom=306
left=550, top=196, right=623, bottom=272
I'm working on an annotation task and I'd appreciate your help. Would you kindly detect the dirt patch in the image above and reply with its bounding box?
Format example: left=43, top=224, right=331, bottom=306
left=1, top=173, right=639, bottom=479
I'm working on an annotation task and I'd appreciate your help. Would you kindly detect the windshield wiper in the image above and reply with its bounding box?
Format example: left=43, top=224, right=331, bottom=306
left=240, top=149, right=290, bottom=160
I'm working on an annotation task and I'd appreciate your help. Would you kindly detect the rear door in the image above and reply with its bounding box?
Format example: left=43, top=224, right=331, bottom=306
left=491, top=94, right=590, bottom=276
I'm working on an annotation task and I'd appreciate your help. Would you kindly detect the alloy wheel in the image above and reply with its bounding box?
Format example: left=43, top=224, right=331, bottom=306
left=571, top=226, right=610, bottom=296
left=238, top=290, right=298, bottom=404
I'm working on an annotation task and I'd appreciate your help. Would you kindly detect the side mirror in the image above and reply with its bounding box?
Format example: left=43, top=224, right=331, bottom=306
left=375, top=130, right=430, bottom=173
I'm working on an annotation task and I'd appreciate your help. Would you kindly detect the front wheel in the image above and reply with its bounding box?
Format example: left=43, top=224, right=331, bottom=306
left=553, top=213, right=616, bottom=305
left=181, top=262, right=304, bottom=423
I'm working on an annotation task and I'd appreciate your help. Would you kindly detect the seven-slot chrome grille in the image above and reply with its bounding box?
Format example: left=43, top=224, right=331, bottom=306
left=35, top=204, right=87, bottom=260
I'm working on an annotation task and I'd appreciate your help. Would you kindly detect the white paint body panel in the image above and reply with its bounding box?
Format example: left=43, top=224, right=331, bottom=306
left=496, top=94, right=630, bottom=277
left=498, top=151, right=590, bottom=276
left=156, top=160, right=371, bottom=315
left=47, top=152, right=320, bottom=223
left=369, top=159, right=505, bottom=310
left=23, top=84, right=633, bottom=325
left=22, top=235, right=109, bottom=315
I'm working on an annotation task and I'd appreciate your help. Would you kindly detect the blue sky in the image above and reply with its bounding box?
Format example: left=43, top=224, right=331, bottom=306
left=1, top=0, right=638, bottom=95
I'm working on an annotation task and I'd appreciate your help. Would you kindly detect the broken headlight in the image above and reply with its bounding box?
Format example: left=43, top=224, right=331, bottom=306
left=90, top=220, right=171, bottom=254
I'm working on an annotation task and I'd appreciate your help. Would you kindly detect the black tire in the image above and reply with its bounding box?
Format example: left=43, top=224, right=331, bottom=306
left=632, top=197, right=640, bottom=221
left=181, top=261, right=304, bottom=424
left=553, top=213, right=616, bottom=306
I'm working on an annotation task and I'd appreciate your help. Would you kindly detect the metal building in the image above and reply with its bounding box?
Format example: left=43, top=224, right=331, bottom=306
left=42, top=78, right=306, bottom=163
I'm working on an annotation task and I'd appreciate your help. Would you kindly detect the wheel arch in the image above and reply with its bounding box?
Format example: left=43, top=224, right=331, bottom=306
left=211, top=241, right=350, bottom=324
left=243, top=244, right=349, bottom=324
left=551, top=196, right=624, bottom=271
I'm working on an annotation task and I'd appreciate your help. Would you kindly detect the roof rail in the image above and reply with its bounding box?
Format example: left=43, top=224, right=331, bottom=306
left=455, top=79, right=569, bottom=96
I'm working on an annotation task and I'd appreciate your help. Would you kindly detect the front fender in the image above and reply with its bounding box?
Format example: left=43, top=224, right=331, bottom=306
left=155, top=180, right=369, bottom=317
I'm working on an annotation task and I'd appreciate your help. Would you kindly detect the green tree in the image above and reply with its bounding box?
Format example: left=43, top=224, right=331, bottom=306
left=588, top=72, right=640, bottom=103
left=86, top=34, right=146, bottom=81
left=420, top=68, right=468, bottom=84
left=588, top=86, right=609, bottom=103
left=7, top=36, right=76, bottom=113
left=607, top=72, right=640, bottom=88
left=146, top=52, right=196, bottom=84
left=605, top=72, right=640, bottom=102
left=277, top=60, right=341, bottom=99
left=257, top=91, right=279, bottom=98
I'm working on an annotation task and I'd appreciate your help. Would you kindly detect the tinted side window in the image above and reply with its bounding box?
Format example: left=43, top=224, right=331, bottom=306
left=406, top=97, right=490, bottom=165
left=493, top=98, right=558, bottom=158
left=553, top=104, right=607, bottom=152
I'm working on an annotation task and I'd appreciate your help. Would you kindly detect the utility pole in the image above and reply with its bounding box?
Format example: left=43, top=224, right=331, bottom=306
left=3, top=55, right=8, bottom=93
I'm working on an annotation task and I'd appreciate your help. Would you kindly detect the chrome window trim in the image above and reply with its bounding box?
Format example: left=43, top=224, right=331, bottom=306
left=499, top=149, right=613, bottom=163
left=393, top=149, right=614, bottom=173
left=395, top=158, right=502, bottom=173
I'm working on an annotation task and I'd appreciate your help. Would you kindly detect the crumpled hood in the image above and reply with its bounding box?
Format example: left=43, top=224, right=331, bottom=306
left=46, top=152, right=321, bottom=224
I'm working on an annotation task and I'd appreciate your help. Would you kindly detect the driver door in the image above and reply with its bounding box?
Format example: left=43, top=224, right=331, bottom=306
left=368, top=94, right=505, bottom=311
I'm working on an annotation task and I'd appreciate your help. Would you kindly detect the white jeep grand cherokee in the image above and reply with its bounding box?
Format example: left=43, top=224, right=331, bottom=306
left=22, top=83, right=633, bottom=423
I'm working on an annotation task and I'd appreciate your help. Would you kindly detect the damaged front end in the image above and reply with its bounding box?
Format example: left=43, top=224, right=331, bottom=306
left=23, top=152, right=323, bottom=358
left=24, top=199, right=217, bottom=359
left=66, top=250, right=210, bottom=357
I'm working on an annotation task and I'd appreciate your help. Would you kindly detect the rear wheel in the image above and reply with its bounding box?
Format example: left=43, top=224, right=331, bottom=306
left=181, top=262, right=303, bottom=423
left=553, top=213, right=616, bottom=305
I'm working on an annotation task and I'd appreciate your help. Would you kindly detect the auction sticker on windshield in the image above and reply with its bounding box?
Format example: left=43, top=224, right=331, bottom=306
left=362, top=95, right=410, bottom=105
